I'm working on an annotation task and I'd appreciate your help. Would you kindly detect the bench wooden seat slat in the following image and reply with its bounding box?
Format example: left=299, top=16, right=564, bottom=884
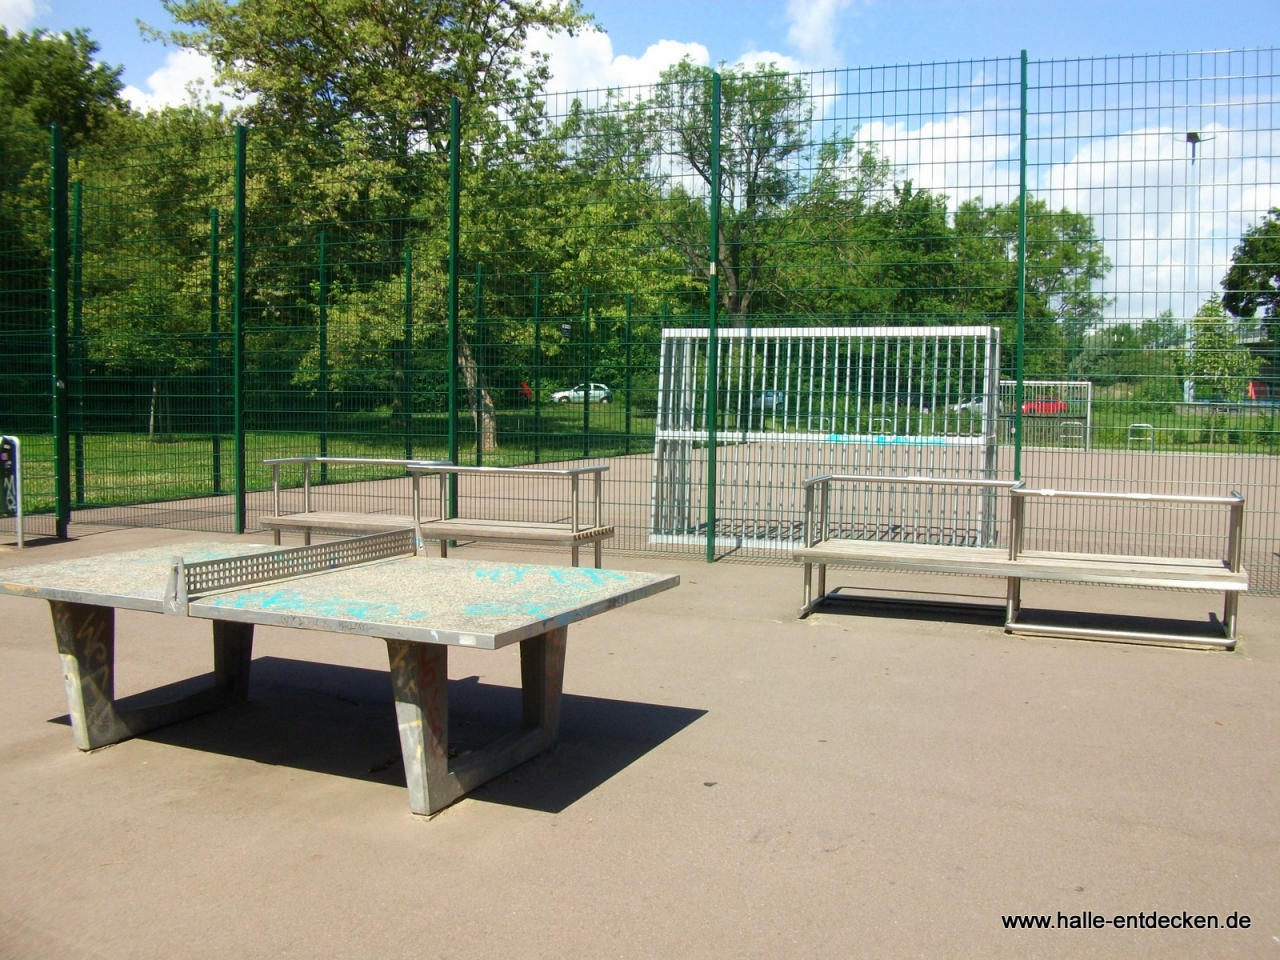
left=261, top=512, right=614, bottom=566
left=794, top=540, right=1017, bottom=577
left=1017, top=550, right=1231, bottom=569
left=793, top=539, right=1247, bottom=590
left=261, top=512, right=414, bottom=532
left=261, top=512, right=614, bottom=544
left=420, top=519, right=614, bottom=543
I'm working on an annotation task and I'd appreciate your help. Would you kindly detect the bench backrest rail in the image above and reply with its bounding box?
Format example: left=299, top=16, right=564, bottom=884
left=264, top=456, right=608, bottom=536
left=1011, top=486, right=1246, bottom=572
left=802, top=475, right=1023, bottom=551
left=803, top=473, right=1247, bottom=574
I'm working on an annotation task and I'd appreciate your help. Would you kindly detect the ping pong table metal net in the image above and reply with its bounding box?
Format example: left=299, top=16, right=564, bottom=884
left=166, top=529, right=416, bottom=615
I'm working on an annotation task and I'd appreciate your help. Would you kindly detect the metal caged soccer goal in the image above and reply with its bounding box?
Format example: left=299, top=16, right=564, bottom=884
left=650, top=326, right=1003, bottom=554
left=998, top=380, right=1094, bottom=450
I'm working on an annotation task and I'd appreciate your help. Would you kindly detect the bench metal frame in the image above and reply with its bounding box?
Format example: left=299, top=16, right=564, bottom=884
left=798, top=474, right=1248, bottom=648
left=263, top=457, right=612, bottom=567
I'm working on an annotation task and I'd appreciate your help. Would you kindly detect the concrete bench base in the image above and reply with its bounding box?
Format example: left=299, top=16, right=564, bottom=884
left=261, top=512, right=615, bottom=567
left=794, top=538, right=1247, bottom=648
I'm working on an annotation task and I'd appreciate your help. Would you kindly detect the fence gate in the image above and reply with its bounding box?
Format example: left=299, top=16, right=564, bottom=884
left=651, top=326, right=1003, bottom=555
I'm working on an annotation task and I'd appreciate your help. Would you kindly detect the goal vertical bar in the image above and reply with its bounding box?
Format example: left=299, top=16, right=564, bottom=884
left=705, top=72, right=722, bottom=563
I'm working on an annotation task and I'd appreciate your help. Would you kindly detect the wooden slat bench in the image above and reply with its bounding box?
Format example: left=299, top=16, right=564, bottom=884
left=795, top=474, right=1248, bottom=648
left=260, top=458, right=615, bottom=568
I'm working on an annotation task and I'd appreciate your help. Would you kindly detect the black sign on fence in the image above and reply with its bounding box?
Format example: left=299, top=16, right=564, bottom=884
left=0, top=437, right=17, bottom=520
left=1, top=436, right=22, bottom=547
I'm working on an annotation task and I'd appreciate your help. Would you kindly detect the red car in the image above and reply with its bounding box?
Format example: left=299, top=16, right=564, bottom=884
left=1021, top=398, right=1068, bottom=416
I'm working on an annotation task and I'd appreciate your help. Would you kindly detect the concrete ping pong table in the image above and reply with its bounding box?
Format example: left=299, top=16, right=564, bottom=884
left=1, top=531, right=678, bottom=815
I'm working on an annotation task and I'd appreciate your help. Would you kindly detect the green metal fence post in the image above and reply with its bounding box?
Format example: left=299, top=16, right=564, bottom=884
left=403, top=245, right=413, bottom=460
left=474, top=262, right=484, bottom=466
left=318, top=227, right=329, bottom=483
left=232, top=124, right=247, bottom=533
left=50, top=124, right=70, bottom=538
left=705, top=72, right=722, bottom=563
left=210, top=207, right=222, bottom=494
left=625, top=293, right=633, bottom=456
left=1014, top=51, right=1028, bottom=481
left=71, top=180, right=84, bottom=506
left=582, top=285, right=590, bottom=458
left=533, top=273, right=542, bottom=464
left=447, top=97, right=460, bottom=516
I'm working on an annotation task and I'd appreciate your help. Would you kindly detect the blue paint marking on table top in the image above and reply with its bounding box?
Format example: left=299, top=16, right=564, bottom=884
left=2, top=543, right=679, bottom=649
left=189, top=557, right=671, bottom=648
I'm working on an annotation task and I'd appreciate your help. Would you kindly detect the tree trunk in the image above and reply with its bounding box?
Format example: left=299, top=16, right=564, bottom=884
left=457, top=334, right=498, bottom=451
left=148, top=379, right=158, bottom=441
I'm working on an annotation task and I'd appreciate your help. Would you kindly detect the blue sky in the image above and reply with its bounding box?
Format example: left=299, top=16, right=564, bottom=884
left=2, top=0, right=1277, bottom=108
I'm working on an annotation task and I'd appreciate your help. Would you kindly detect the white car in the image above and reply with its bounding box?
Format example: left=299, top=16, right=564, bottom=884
left=552, top=382, right=613, bottom=404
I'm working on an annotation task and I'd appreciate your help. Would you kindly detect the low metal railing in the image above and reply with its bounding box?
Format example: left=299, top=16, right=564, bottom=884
left=800, top=473, right=1246, bottom=575
left=1009, top=485, right=1246, bottom=573
left=262, top=457, right=609, bottom=536
left=801, top=474, right=1024, bottom=551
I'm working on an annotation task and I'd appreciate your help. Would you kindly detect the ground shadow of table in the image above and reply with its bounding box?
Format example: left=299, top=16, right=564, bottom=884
left=50, top=655, right=705, bottom=814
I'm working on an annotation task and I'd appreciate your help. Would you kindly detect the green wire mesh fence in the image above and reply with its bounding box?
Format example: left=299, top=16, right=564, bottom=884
left=0, top=48, right=1276, bottom=590
left=0, top=122, right=56, bottom=538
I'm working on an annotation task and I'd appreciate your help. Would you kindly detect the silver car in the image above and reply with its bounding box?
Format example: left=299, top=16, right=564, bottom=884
left=551, top=382, right=613, bottom=404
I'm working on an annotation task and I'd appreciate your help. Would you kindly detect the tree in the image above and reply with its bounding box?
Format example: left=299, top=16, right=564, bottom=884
left=157, top=0, right=589, bottom=146
left=157, top=0, right=589, bottom=450
left=1180, top=298, right=1262, bottom=403
left=0, top=28, right=128, bottom=148
left=952, top=196, right=1111, bottom=376
left=645, top=60, right=812, bottom=325
left=1222, top=208, right=1280, bottom=331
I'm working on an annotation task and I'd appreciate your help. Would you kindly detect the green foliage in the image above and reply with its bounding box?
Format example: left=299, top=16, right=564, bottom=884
left=0, top=28, right=128, bottom=149
left=1222, top=207, right=1280, bottom=327
left=1068, top=317, right=1182, bottom=399
left=157, top=0, right=590, bottom=143
left=1180, top=299, right=1263, bottom=403
left=4, top=37, right=1120, bottom=456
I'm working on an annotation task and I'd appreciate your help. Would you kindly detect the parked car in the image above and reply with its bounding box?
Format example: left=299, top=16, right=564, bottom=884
left=1022, top=397, right=1069, bottom=416
left=751, top=390, right=784, bottom=412
left=551, top=382, right=613, bottom=404
left=949, top=397, right=987, bottom=413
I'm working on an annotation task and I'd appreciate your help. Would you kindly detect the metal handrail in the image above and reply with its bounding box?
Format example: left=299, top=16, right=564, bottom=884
left=1013, top=487, right=1244, bottom=506
left=267, top=456, right=452, bottom=520
left=412, top=464, right=608, bottom=478
left=802, top=473, right=1023, bottom=490
left=265, top=456, right=608, bottom=536
left=263, top=456, right=449, bottom=467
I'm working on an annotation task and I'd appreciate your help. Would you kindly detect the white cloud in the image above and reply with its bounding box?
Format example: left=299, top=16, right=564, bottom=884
left=529, top=28, right=710, bottom=94
left=785, top=0, right=854, bottom=68
left=122, top=48, right=245, bottom=113
left=1034, top=122, right=1278, bottom=323
left=852, top=93, right=1277, bottom=324
left=0, top=0, right=39, bottom=31
left=735, top=50, right=809, bottom=75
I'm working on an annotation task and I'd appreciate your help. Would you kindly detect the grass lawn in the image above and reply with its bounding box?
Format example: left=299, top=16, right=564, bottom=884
left=11, top=403, right=660, bottom=514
